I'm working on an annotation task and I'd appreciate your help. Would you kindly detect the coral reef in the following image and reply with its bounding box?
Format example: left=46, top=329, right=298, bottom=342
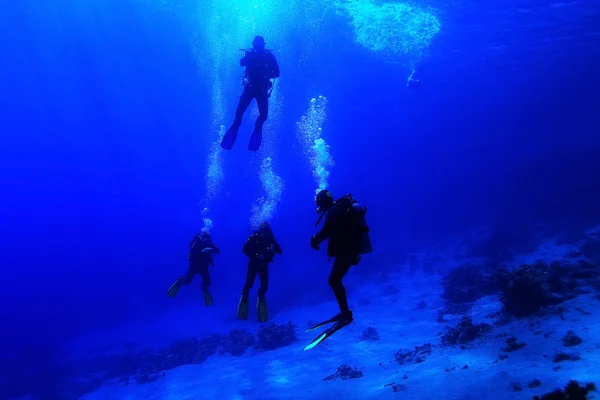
left=384, top=382, right=406, bottom=392
left=562, top=330, right=583, bottom=347
left=360, top=327, right=380, bottom=341
left=529, top=379, right=542, bottom=388
left=441, top=263, right=500, bottom=306
left=394, top=343, right=432, bottom=365
left=532, top=380, right=596, bottom=400
left=220, top=329, right=255, bottom=356
left=502, top=336, right=526, bottom=352
left=498, top=261, right=576, bottom=317
left=441, top=316, right=493, bottom=346
left=580, top=237, right=600, bottom=261
left=553, top=351, right=581, bottom=363
left=255, top=322, right=297, bottom=350
left=323, top=364, right=363, bottom=381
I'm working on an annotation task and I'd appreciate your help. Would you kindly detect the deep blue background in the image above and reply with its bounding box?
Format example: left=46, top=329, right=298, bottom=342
left=1, top=0, right=599, bottom=357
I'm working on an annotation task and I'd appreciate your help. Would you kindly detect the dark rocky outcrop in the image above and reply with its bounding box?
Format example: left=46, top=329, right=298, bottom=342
left=441, top=316, right=493, bottom=346
left=442, top=263, right=501, bottom=306
left=360, top=327, right=380, bottom=342
left=498, top=261, right=578, bottom=317
left=255, top=322, right=297, bottom=350
left=562, top=330, right=582, bottom=347
left=394, top=343, right=432, bottom=365
left=502, top=336, right=526, bottom=352
left=323, top=364, right=363, bottom=381
left=533, top=380, right=596, bottom=400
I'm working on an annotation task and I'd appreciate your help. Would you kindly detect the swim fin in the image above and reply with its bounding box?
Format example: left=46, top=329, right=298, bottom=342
left=257, top=297, right=268, bottom=323
left=167, top=277, right=183, bottom=298
left=221, top=124, right=239, bottom=150
left=203, top=289, right=214, bottom=307
left=237, top=295, right=249, bottom=320
left=248, top=129, right=262, bottom=151
left=304, top=311, right=353, bottom=351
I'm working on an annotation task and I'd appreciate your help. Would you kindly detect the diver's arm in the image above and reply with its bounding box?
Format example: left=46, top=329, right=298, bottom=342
left=240, top=53, right=248, bottom=67
left=268, top=53, right=280, bottom=79
left=313, top=208, right=341, bottom=244
left=242, top=239, right=253, bottom=257
left=211, top=244, right=221, bottom=254
left=272, top=239, right=282, bottom=254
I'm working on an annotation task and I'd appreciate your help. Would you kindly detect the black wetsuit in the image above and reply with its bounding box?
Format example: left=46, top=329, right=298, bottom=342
left=312, top=206, right=361, bottom=315
left=241, top=229, right=282, bottom=300
left=230, top=49, right=280, bottom=134
left=184, top=234, right=220, bottom=291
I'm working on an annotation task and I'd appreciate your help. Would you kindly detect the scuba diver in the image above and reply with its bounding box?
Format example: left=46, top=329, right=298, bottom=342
left=167, top=232, right=220, bottom=307
left=220, top=36, right=280, bottom=152
left=305, top=190, right=372, bottom=350
left=237, top=222, right=282, bottom=323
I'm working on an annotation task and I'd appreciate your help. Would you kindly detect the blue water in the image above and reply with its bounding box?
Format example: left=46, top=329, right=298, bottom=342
left=1, top=0, right=600, bottom=399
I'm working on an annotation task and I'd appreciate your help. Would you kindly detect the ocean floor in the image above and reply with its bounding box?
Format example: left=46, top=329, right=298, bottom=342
left=76, top=233, right=600, bottom=400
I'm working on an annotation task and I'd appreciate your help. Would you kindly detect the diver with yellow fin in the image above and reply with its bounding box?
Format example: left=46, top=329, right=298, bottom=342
left=220, top=36, right=280, bottom=152
left=167, top=232, right=220, bottom=306
left=237, top=222, right=282, bottom=322
left=305, top=190, right=372, bottom=350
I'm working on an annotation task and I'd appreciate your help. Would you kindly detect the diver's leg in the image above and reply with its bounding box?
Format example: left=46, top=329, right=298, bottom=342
left=257, top=264, right=269, bottom=300
left=182, top=263, right=197, bottom=285
left=242, top=261, right=258, bottom=297
left=199, top=263, right=211, bottom=291
left=254, top=91, right=269, bottom=133
left=232, top=87, right=254, bottom=127
left=199, top=263, right=214, bottom=306
left=328, top=257, right=352, bottom=315
left=222, top=88, right=254, bottom=149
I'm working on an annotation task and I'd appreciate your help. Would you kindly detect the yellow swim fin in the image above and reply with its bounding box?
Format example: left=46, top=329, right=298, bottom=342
left=257, top=297, right=268, bottom=323
left=237, top=295, right=249, bottom=320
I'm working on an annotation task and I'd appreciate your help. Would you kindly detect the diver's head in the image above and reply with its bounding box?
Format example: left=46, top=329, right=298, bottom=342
left=315, top=190, right=334, bottom=213
left=252, top=36, right=266, bottom=51
left=259, top=222, right=271, bottom=233
left=199, top=231, right=210, bottom=240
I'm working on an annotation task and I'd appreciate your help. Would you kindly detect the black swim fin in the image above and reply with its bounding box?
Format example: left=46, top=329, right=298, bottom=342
left=304, top=311, right=353, bottom=350
left=167, top=277, right=183, bottom=298
left=221, top=125, right=239, bottom=150
left=248, top=129, right=262, bottom=151
left=257, top=297, right=268, bottom=323
left=237, top=295, right=249, bottom=320
left=203, top=289, right=214, bottom=307
left=306, top=313, right=341, bottom=332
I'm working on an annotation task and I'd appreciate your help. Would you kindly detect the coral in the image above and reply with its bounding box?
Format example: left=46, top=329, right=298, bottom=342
left=498, top=261, right=575, bottom=317
left=553, top=351, right=581, bottom=363
left=323, top=364, right=363, bottom=381
left=220, top=329, right=255, bottom=356
left=255, top=322, right=297, bottom=350
left=441, top=316, right=493, bottom=346
left=562, top=330, right=583, bottom=347
left=532, top=380, right=596, bottom=400
left=529, top=379, right=542, bottom=388
left=580, top=237, right=600, bottom=261
left=384, top=382, right=406, bottom=392
left=394, top=343, right=432, bottom=365
left=441, top=263, right=500, bottom=306
left=502, top=336, right=526, bottom=352
left=360, top=327, right=380, bottom=341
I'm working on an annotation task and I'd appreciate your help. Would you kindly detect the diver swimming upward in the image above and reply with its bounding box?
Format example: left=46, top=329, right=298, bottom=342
left=221, top=36, right=280, bottom=152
